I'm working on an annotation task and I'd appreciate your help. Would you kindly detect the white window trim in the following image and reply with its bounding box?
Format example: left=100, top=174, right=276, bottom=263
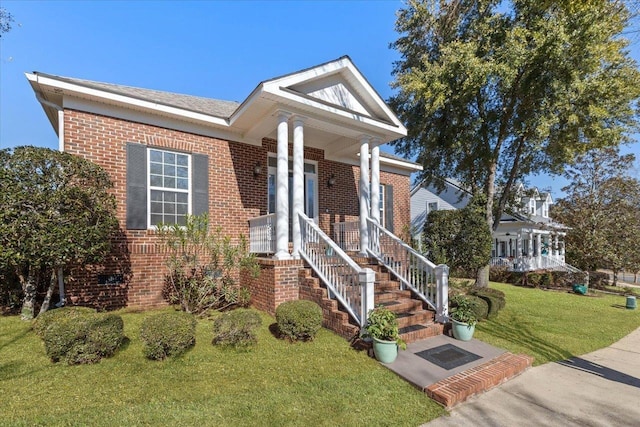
left=427, top=201, right=439, bottom=214
left=147, top=148, right=192, bottom=229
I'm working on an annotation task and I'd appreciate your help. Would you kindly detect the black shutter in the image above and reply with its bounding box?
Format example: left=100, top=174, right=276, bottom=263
left=192, top=153, right=209, bottom=217
left=384, top=184, right=394, bottom=232
left=126, top=143, right=147, bottom=230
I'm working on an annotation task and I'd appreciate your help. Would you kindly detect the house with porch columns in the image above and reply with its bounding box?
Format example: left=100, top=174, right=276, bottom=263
left=411, top=179, right=575, bottom=273
left=27, top=56, right=449, bottom=340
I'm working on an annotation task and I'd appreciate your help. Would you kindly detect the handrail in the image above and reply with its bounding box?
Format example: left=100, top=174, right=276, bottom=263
left=366, top=218, right=448, bottom=322
left=248, top=213, right=275, bottom=254
left=298, top=211, right=374, bottom=327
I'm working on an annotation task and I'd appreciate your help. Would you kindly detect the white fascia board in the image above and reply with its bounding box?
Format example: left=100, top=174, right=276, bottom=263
left=326, top=154, right=416, bottom=177
left=29, top=73, right=231, bottom=129
left=342, top=61, right=406, bottom=132
left=262, top=87, right=405, bottom=141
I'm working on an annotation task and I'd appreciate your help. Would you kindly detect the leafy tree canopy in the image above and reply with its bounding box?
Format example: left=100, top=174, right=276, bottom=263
left=0, top=7, right=14, bottom=37
left=553, top=148, right=640, bottom=278
left=390, top=0, right=640, bottom=285
left=0, top=147, right=118, bottom=319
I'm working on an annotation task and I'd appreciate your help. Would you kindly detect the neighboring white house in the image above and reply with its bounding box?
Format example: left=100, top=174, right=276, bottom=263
left=411, top=179, right=574, bottom=272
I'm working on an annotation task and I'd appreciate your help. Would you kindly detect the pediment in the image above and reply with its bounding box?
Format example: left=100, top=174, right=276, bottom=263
left=260, top=56, right=405, bottom=130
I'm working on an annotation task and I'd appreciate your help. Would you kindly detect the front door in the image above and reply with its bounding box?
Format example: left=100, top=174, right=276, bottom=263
left=267, top=156, right=318, bottom=239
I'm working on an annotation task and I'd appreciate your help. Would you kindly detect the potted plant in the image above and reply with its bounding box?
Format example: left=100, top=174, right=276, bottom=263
left=449, top=295, right=478, bottom=341
left=362, top=305, right=406, bottom=363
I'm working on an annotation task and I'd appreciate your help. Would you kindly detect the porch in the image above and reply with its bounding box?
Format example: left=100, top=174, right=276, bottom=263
left=490, top=228, right=576, bottom=272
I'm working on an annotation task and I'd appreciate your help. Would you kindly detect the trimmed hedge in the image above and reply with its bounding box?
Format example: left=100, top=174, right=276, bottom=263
left=33, top=306, right=97, bottom=338
left=43, top=312, right=124, bottom=364
left=140, top=311, right=196, bottom=360
left=275, top=300, right=323, bottom=341
left=470, top=288, right=506, bottom=318
left=450, top=295, right=489, bottom=321
left=213, top=309, right=262, bottom=348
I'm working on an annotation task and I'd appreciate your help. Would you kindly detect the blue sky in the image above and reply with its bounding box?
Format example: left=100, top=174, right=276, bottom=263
left=1, top=0, right=638, bottom=198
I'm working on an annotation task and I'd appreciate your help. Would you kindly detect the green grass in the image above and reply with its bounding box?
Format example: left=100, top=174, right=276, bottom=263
left=474, top=282, right=640, bottom=365
left=0, top=309, right=445, bottom=426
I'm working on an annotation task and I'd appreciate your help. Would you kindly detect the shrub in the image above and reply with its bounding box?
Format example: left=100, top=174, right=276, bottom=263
left=33, top=306, right=97, bottom=338
left=158, top=214, right=258, bottom=316
left=212, top=309, right=262, bottom=348
left=275, top=300, right=323, bottom=341
left=588, top=271, right=610, bottom=289
left=43, top=312, right=124, bottom=364
left=470, top=288, right=506, bottom=318
left=140, top=311, right=196, bottom=360
left=451, top=295, right=488, bottom=321
left=489, top=266, right=513, bottom=284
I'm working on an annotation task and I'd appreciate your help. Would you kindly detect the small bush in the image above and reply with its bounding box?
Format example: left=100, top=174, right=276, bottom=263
left=33, top=306, right=97, bottom=338
left=43, top=312, right=124, bottom=364
left=451, top=295, right=488, bottom=321
left=471, top=289, right=506, bottom=318
left=140, top=311, right=196, bottom=360
left=213, top=309, right=262, bottom=348
left=588, top=271, right=610, bottom=289
left=275, top=300, right=322, bottom=341
left=489, top=266, right=513, bottom=284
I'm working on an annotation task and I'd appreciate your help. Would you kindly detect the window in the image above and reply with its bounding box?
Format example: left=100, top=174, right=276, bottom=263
left=427, top=201, right=438, bottom=214
left=148, top=148, right=190, bottom=226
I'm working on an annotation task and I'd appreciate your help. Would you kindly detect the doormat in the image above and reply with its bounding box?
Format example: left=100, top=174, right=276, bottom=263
left=414, top=344, right=482, bottom=370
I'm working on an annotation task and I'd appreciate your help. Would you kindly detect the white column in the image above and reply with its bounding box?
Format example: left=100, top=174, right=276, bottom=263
left=553, top=234, right=559, bottom=258
left=536, top=233, right=542, bottom=267
left=370, top=142, right=381, bottom=223
left=528, top=232, right=534, bottom=257
left=291, top=116, right=305, bottom=259
left=274, top=111, right=291, bottom=260
left=359, top=136, right=371, bottom=257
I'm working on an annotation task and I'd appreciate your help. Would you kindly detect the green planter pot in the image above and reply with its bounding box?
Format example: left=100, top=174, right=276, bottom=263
left=451, top=319, right=475, bottom=341
left=372, top=337, right=399, bottom=363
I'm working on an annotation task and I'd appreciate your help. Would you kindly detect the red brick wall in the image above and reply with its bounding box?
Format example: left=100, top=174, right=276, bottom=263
left=62, top=110, right=411, bottom=310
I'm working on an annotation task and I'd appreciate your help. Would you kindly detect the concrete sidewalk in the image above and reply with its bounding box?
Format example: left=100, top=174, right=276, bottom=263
left=425, top=327, right=640, bottom=427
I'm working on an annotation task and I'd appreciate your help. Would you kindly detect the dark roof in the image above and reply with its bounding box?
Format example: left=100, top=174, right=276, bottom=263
left=34, top=72, right=240, bottom=119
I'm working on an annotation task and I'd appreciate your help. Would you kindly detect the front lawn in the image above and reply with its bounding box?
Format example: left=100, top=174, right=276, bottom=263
left=0, top=309, right=445, bottom=426
left=475, top=282, right=640, bottom=365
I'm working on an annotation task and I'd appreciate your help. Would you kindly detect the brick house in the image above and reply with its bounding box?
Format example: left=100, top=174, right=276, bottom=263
left=27, top=57, right=449, bottom=338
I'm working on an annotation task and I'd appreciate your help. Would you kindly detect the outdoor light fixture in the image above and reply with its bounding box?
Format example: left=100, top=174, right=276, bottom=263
left=253, top=162, right=262, bottom=177
left=327, top=173, right=336, bottom=188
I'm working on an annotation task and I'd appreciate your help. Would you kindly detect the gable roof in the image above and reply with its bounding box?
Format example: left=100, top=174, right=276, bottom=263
left=26, top=56, right=416, bottom=171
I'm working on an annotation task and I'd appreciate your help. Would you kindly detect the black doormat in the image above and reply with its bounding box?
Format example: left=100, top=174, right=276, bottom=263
left=414, top=344, right=482, bottom=370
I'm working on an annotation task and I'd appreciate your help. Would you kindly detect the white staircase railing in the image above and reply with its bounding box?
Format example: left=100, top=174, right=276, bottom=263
left=298, top=212, right=375, bottom=327
left=248, top=213, right=275, bottom=254
left=333, top=221, right=360, bottom=252
left=366, top=218, right=448, bottom=323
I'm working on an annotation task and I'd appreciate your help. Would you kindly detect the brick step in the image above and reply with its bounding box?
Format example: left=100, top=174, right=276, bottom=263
left=425, top=353, right=534, bottom=408
left=375, top=280, right=401, bottom=291
left=399, top=322, right=444, bottom=344
left=374, top=289, right=412, bottom=303
left=394, top=309, right=435, bottom=328
left=378, top=298, right=423, bottom=314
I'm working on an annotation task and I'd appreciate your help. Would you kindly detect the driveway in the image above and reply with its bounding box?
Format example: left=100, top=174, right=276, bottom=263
left=424, top=327, right=640, bottom=427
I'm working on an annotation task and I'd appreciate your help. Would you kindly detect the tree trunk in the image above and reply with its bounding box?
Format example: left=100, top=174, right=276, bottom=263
left=38, top=270, right=57, bottom=317
left=20, top=271, right=37, bottom=321
left=476, top=161, right=497, bottom=288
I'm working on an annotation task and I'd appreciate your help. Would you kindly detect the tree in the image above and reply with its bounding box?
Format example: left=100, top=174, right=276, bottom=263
left=0, top=7, right=14, bottom=37
left=390, top=0, right=640, bottom=286
left=423, top=195, right=492, bottom=276
left=552, top=148, right=640, bottom=283
left=0, top=147, right=118, bottom=320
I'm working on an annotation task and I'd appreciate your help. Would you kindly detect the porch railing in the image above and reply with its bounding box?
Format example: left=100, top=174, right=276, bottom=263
left=366, top=218, right=448, bottom=322
left=492, top=256, right=582, bottom=274
left=299, top=212, right=374, bottom=327
left=248, top=213, right=275, bottom=254
left=333, top=221, right=360, bottom=252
